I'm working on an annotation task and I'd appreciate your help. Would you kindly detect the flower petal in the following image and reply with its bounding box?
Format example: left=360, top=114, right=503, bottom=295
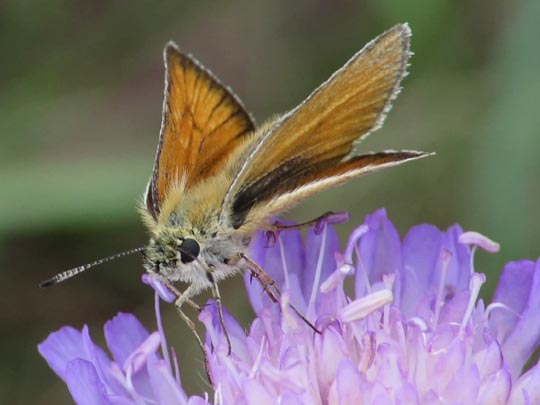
left=278, top=391, right=304, bottom=405
left=490, top=260, right=534, bottom=340
left=64, top=359, right=111, bottom=405
left=245, top=224, right=306, bottom=314
left=38, top=326, right=86, bottom=380
left=314, top=325, right=347, bottom=400
left=477, top=368, right=511, bottom=405
left=508, top=364, right=540, bottom=404
left=123, top=332, right=161, bottom=374
left=242, top=379, right=275, bottom=405
left=81, top=326, right=121, bottom=395
left=38, top=324, right=112, bottom=390
left=394, top=382, right=420, bottom=404
left=400, top=224, right=443, bottom=317
left=104, top=313, right=151, bottom=367
left=335, top=359, right=364, bottom=404
left=472, top=332, right=504, bottom=379
left=440, top=360, right=480, bottom=404
left=147, top=357, right=188, bottom=405
left=199, top=300, right=250, bottom=364
left=490, top=259, right=540, bottom=376
left=441, top=224, right=471, bottom=294
left=142, top=273, right=176, bottom=303
left=356, top=209, right=402, bottom=300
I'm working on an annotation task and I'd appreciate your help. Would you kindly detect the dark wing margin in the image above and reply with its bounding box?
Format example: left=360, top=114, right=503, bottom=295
left=230, top=150, right=431, bottom=228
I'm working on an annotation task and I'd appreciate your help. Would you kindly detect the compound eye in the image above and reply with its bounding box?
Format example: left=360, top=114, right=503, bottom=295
left=179, top=238, right=200, bottom=264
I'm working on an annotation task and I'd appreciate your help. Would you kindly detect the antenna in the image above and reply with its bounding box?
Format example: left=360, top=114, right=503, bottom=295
left=39, top=246, right=145, bottom=288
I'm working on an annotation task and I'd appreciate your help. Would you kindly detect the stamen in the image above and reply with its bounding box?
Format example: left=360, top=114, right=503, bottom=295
left=339, top=224, right=370, bottom=274
left=355, top=244, right=372, bottom=293
left=214, top=385, right=223, bottom=405
left=249, top=336, right=266, bottom=378
left=407, top=317, right=430, bottom=332
left=281, top=292, right=298, bottom=329
left=459, top=272, right=486, bottom=338
left=459, top=231, right=500, bottom=253
left=469, top=246, right=477, bottom=277
left=322, top=224, right=370, bottom=297
left=154, top=290, right=172, bottom=375
left=338, top=289, right=394, bottom=323
left=383, top=273, right=395, bottom=290
left=459, top=231, right=500, bottom=278
left=485, top=302, right=522, bottom=321
left=278, top=236, right=290, bottom=291
left=307, top=223, right=328, bottom=314
left=336, top=252, right=354, bottom=275
left=382, top=274, right=396, bottom=331
left=320, top=268, right=344, bottom=293
left=433, top=248, right=452, bottom=328
left=358, top=333, right=376, bottom=372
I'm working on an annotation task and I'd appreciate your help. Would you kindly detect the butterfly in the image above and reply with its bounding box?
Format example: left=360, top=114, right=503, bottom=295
left=42, top=23, right=429, bottom=351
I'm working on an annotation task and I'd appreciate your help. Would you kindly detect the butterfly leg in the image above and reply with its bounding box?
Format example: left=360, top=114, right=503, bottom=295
left=172, top=284, right=213, bottom=383
left=240, top=253, right=320, bottom=334
left=239, top=254, right=280, bottom=303
left=270, top=211, right=350, bottom=232
left=205, top=270, right=232, bottom=356
left=163, top=280, right=202, bottom=311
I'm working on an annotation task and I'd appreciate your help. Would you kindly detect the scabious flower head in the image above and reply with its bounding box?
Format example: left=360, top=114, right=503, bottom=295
left=39, top=209, right=540, bottom=404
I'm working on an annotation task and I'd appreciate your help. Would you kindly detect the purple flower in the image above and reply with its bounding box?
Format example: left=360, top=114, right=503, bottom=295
left=38, top=290, right=212, bottom=404
left=201, top=209, right=540, bottom=404
left=39, top=209, right=540, bottom=404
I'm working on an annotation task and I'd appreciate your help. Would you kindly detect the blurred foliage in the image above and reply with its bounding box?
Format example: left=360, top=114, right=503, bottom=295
left=0, top=0, right=538, bottom=403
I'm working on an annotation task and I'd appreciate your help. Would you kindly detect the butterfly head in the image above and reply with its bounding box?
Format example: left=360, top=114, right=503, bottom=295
left=143, top=228, right=202, bottom=278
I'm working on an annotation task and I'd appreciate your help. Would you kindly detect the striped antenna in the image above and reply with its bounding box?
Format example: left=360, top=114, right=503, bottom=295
left=39, top=246, right=145, bottom=288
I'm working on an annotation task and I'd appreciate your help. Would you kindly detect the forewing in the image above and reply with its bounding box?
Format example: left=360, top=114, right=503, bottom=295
left=146, top=43, right=255, bottom=218
left=223, top=24, right=428, bottom=229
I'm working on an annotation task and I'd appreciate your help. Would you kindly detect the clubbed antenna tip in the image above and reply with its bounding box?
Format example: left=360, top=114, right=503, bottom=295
left=39, top=278, right=55, bottom=288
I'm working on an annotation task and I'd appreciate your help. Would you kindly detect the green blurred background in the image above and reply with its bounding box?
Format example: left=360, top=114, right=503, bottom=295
left=1, top=0, right=539, bottom=403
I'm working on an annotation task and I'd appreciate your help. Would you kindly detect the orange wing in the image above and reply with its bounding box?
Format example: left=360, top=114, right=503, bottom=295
left=146, top=43, right=255, bottom=218
left=223, top=24, right=430, bottom=228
